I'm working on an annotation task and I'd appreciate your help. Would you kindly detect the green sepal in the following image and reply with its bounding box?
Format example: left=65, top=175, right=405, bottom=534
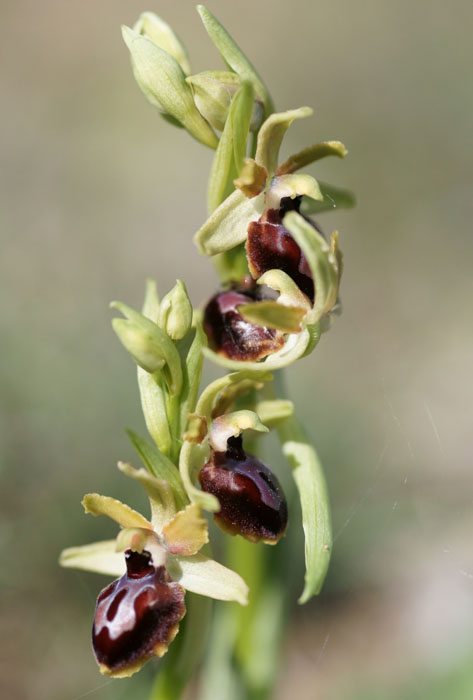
left=238, top=300, right=306, bottom=333
left=186, top=70, right=241, bottom=132
left=194, top=189, right=264, bottom=256
left=121, top=25, right=218, bottom=149
left=255, top=107, right=313, bottom=178
left=133, top=11, right=191, bottom=76
left=179, top=439, right=220, bottom=512
left=117, top=461, right=176, bottom=532
left=207, top=81, right=254, bottom=213
left=277, top=415, right=332, bottom=602
left=167, top=551, right=249, bottom=605
left=111, top=301, right=183, bottom=395
left=59, top=540, right=126, bottom=578
left=254, top=399, right=294, bottom=427
left=195, top=370, right=273, bottom=423
left=137, top=369, right=172, bottom=456
left=276, top=140, right=347, bottom=176
left=141, top=278, right=160, bottom=321
left=196, top=5, right=273, bottom=119
left=127, top=429, right=189, bottom=511
left=301, top=181, right=356, bottom=215
left=283, top=212, right=340, bottom=323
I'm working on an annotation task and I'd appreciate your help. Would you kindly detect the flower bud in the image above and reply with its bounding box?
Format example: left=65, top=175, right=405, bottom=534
left=198, top=435, right=288, bottom=544
left=186, top=71, right=264, bottom=132
left=133, top=12, right=191, bottom=76
left=246, top=196, right=323, bottom=303
left=158, top=280, right=193, bottom=340
left=203, top=278, right=284, bottom=361
left=92, top=549, right=185, bottom=677
left=112, top=318, right=166, bottom=374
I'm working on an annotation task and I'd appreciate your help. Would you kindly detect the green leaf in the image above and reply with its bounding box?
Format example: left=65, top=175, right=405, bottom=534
left=197, top=5, right=273, bottom=118
left=127, top=429, right=188, bottom=510
left=238, top=300, right=306, bottom=333
left=276, top=140, right=347, bottom=175
left=168, top=551, right=249, bottom=605
left=137, top=369, right=172, bottom=456
left=255, top=107, right=313, bottom=178
left=194, top=188, right=264, bottom=256
left=277, top=415, right=332, bottom=602
left=179, top=320, right=206, bottom=430
left=122, top=25, right=218, bottom=149
left=207, top=81, right=254, bottom=213
left=59, top=540, right=125, bottom=578
left=301, top=181, right=356, bottom=214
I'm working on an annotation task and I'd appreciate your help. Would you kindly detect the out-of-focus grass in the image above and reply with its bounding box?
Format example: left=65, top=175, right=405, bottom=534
left=1, top=0, right=473, bottom=698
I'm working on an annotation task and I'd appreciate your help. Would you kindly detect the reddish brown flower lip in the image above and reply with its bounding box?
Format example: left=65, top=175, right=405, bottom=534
left=246, top=196, right=322, bottom=303
left=92, top=550, right=185, bottom=676
left=198, top=435, right=288, bottom=544
left=203, top=278, right=284, bottom=361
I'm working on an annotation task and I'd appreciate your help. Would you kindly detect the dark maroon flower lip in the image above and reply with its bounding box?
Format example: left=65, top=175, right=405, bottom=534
left=92, top=550, right=185, bottom=677
left=246, top=195, right=324, bottom=304
left=198, top=435, right=288, bottom=544
left=203, top=278, right=284, bottom=362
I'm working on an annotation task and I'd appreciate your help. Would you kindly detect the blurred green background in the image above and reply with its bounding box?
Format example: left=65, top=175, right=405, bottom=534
left=1, top=0, right=472, bottom=698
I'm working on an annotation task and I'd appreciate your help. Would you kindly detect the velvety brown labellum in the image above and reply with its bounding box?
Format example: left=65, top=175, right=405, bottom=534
left=203, top=278, right=284, bottom=361
left=246, top=196, right=318, bottom=302
left=198, top=435, right=288, bottom=544
left=92, top=550, right=185, bottom=677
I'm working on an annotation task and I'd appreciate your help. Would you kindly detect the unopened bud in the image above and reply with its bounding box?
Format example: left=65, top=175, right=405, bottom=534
left=159, top=280, right=193, bottom=340
left=187, top=70, right=264, bottom=132
left=133, top=11, right=191, bottom=76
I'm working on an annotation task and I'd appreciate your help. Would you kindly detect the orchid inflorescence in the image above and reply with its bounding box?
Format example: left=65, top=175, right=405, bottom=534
left=60, top=5, right=354, bottom=687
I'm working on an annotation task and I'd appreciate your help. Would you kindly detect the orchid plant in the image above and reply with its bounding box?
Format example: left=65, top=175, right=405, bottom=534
left=60, top=6, right=354, bottom=698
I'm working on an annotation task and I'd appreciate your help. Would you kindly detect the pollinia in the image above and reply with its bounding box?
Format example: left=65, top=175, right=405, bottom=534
left=60, top=6, right=354, bottom=695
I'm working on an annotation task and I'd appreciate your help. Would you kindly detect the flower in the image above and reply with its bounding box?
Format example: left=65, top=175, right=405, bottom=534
left=60, top=461, right=248, bottom=678
left=203, top=277, right=284, bottom=361
left=199, top=434, right=288, bottom=544
left=194, top=107, right=345, bottom=369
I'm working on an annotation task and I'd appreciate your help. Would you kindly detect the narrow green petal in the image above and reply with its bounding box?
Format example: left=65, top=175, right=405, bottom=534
left=127, top=429, right=189, bottom=510
left=301, top=181, right=356, bottom=215
left=255, top=107, right=313, bottom=177
left=283, top=212, right=340, bottom=323
left=238, top=300, right=306, bottom=333
left=277, top=415, right=332, bottom=603
left=118, top=461, right=176, bottom=532
left=203, top=327, right=311, bottom=372
left=82, top=493, right=153, bottom=529
left=168, top=552, right=249, bottom=605
left=197, top=5, right=273, bottom=118
left=276, top=140, right=348, bottom=176
left=194, top=189, right=264, bottom=256
left=162, top=503, right=209, bottom=555
left=59, top=540, right=126, bottom=577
